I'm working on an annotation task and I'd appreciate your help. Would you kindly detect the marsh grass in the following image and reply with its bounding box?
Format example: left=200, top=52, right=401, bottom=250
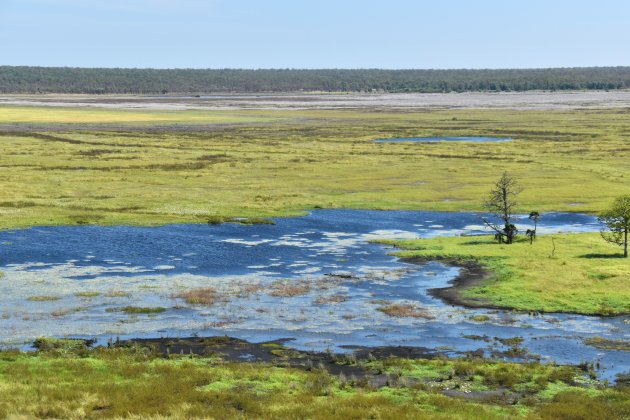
left=75, top=291, right=101, bottom=298
left=176, top=287, right=218, bottom=305
left=377, top=303, right=435, bottom=319
left=32, top=337, right=90, bottom=351
left=469, top=315, right=492, bottom=322
left=1, top=345, right=627, bottom=419
left=387, top=233, right=630, bottom=315
left=106, top=306, right=167, bottom=314
left=105, top=290, right=130, bottom=298
left=268, top=280, right=311, bottom=297
left=27, top=295, right=61, bottom=301
left=314, top=295, right=347, bottom=305
left=1, top=107, right=630, bottom=229
left=584, top=337, right=630, bottom=351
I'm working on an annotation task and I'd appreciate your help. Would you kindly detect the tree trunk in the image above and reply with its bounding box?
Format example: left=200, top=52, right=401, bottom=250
left=625, top=227, right=628, bottom=258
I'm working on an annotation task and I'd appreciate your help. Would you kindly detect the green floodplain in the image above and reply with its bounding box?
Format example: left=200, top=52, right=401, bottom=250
left=0, top=101, right=629, bottom=418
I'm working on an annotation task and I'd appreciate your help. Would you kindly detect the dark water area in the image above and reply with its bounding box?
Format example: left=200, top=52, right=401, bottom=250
left=0, top=210, right=627, bottom=382
left=375, top=136, right=512, bottom=143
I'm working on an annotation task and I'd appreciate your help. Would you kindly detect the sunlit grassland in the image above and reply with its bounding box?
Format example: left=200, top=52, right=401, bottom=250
left=384, top=233, right=630, bottom=315
left=0, top=106, right=629, bottom=229
left=0, top=105, right=282, bottom=124
left=0, top=345, right=627, bottom=419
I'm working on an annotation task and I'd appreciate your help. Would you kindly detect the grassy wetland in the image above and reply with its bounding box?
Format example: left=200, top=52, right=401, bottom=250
left=0, top=104, right=629, bottom=228
left=0, top=339, right=628, bottom=419
left=385, top=233, right=630, bottom=316
left=1, top=96, right=630, bottom=418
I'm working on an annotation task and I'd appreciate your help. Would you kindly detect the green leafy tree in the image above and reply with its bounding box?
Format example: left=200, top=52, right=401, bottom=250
left=599, top=195, right=630, bottom=258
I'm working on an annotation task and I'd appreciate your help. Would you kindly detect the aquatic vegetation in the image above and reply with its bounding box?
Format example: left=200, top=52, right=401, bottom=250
left=105, top=290, right=130, bottom=298
left=314, top=294, right=347, bottom=305
left=377, top=303, right=435, bottom=319
left=108, top=306, right=167, bottom=314
left=584, top=337, right=630, bottom=351
left=268, top=279, right=311, bottom=297
left=26, top=295, right=61, bottom=301
left=51, top=307, right=85, bottom=317
left=469, top=315, right=491, bottom=322
left=176, top=287, right=219, bottom=305
left=75, top=291, right=101, bottom=298
left=32, top=337, right=91, bottom=351
left=496, top=337, right=525, bottom=347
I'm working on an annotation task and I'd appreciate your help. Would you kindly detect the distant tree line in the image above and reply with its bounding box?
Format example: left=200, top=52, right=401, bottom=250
left=1, top=66, right=629, bottom=94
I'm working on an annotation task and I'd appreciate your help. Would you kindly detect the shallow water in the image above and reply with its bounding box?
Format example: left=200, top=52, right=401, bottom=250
left=0, top=210, right=627, bottom=381
left=374, top=136, right=512, bottom=143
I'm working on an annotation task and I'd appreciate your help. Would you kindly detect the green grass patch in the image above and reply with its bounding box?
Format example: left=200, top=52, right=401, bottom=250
left=386, top=232, right=630, bottom=315
left=469, top=314, right=491, bottom=322
left=584, top=337, right=630, bottom=351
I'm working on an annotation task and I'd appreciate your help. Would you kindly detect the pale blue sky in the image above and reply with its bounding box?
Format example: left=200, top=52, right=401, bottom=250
left=1, top=0, right=629, bottom=69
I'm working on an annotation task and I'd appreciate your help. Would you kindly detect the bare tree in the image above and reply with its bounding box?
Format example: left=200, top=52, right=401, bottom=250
left=599, top=195, right=630, bottom=258
left=483, top=172, right=522, bottom=244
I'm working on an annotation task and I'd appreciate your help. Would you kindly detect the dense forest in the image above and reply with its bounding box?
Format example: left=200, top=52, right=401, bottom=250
left=1, top=66, right=629, bottom=94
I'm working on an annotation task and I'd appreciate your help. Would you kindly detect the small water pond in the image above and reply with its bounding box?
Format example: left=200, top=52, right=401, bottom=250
left=375, top=136, right=512, bottom=143
left=0, top=210, right=627, bottom=381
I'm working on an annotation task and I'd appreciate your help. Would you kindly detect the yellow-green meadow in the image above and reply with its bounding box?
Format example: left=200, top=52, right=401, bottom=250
left=0, top=105, right=628, bottom=229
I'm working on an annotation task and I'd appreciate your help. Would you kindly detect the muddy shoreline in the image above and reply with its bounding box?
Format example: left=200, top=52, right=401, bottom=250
left=115, top=336, right=445, bottom=388
left=398, top=256, right=502, bottom=311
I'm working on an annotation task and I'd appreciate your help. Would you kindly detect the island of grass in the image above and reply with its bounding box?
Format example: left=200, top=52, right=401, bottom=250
left=382, top=232, right=630, bottom=316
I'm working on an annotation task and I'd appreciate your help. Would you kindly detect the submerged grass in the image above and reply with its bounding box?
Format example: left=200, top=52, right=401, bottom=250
left=268, top=279, right=312, bottom=297
left=106, top=306, right=167, bottom=314
left=26, top=295, right=61, bottom=301
left=377, top=303, right=435, bottom=319
left=176, top=287, right=218, bottom=305
left=385, top=232, right=630, bottom=315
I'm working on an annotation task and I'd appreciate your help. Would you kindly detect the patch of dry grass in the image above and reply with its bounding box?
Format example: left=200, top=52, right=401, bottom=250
left=176, top=287, right=219, bottom=305
left=268, top=280, right=311, bottom=297
left=314, top=295, right=348, bottom=305
left=377, top=303, right=435, bottom=319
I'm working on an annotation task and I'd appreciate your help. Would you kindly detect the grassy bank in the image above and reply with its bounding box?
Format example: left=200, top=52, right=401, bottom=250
left=1, top=106, right=629, bottom=229
left=384, top=233, right=630, bottom=316
left=0, top=341, right=627, bottom=419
